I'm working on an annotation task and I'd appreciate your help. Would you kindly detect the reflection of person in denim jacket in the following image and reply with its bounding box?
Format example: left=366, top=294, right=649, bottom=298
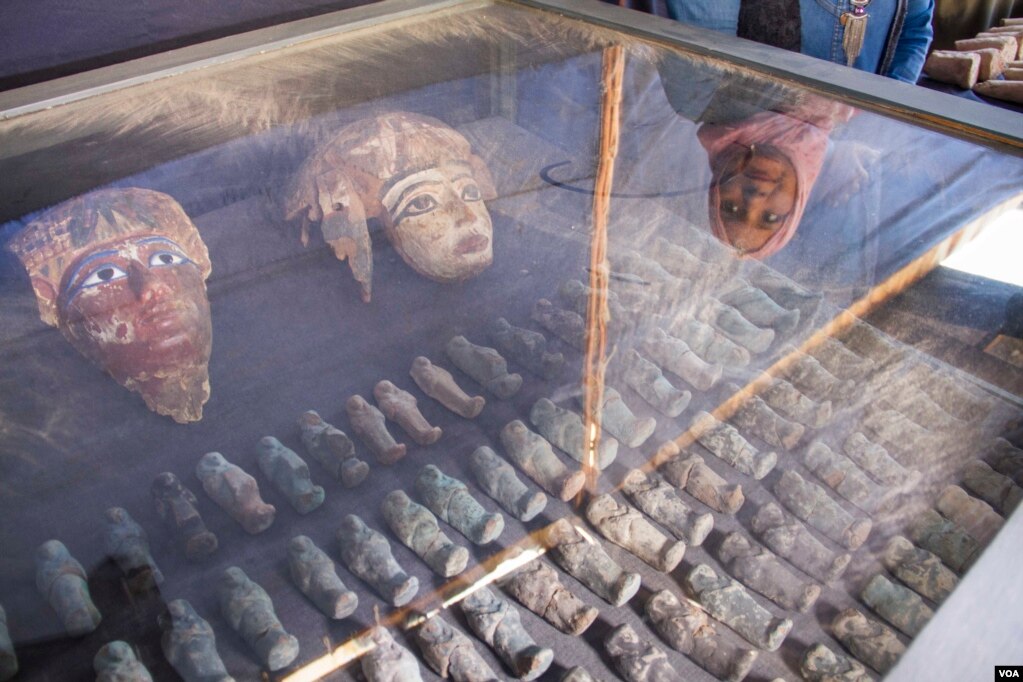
left=665, top=0, right=935, bottom=83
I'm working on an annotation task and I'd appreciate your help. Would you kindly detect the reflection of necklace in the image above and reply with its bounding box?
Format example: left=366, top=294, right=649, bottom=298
left=841, top=0, right=871, bottom=67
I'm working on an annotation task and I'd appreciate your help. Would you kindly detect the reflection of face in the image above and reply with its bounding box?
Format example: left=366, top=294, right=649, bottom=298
left=381, top=161, right=493, bottom=283
left=56, top=235, right=212, bottom=382
left=715, top=146, right=797, bottom=254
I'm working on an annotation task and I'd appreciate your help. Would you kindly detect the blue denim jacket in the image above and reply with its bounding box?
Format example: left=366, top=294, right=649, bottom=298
left=665, top=0, right=934, bottom=83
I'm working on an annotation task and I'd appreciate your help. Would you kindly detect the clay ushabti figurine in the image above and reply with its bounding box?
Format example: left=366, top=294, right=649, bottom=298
left=582, top=387, right=656, bottom=448
left=760, top=377, right=831, bottom=428
left=460, top=586, right=553, bottom=680
left=374, top=380, right=442, bottom=446
left=287, top=535, right=358, bottom=619
left=840, top=321, right=905, bottom=366
left=151, top=472, right=218, bottom=559
left=642, top=328, right=722, bottom=391
left=685, top=564, right=792, bottom=651
left=500, top=559, right=598, bottom=635
left=774, top=470, right=872, bottom=550
left=750, top=503, right=851, bottom=583
left=543, top=518, right=641, bottom=606
left=652, top=236, right=722, bottom=281
left=469, top=446, right=546, bottom=522
left=0, top=606, right=16, bottom=682
left=908, top=509, right=979, bottom=574
left=802, top=441, right=894, bottom=514
left=347, top=395, right=407, bottom=464
left=256, top=436, right=325, bottom=514
left=621, top=469, right=713, bottom=546
left=935, top=485, right=1003, bottom=546
left=842, top=432, right=919, bottom=490
left=878, top=384, right=955, bottom=432
left=622, top=349, right=692, bottom=417
left=416, top=465, right=503, bottom=545
left=35, top=540, right=101, bottom=636
left=661, top=453, right=744, bottom=514
left=615, top=249, right=682, bottom=285
left=605, top=623, right=682, bottom=682
left=336, top=514, right=418, bottom=606
left=783, top=347, right=854, bottom=404
left=218, top=567, right=298, bottom=671
left=529, top=398, right=618, bottom=470
left=195, top=452, right=276, bottom=534
left=807, top=336, right=875, bottom=382
left=831, top=608, right=905, bottom=675
left=94, top=641, right=154, bottom=682
left=726, top=384, right=805, bottom=450
left=990, top=438, right=1023, bottom=486
left=412, top=614, right=499, bottom=682
left=699, top=299, right=775, bottom=354
left=750, top=267, right=821, bottom=317
left=9, top=188, right=214, bottom=423
left=382, top=490, right=469, bottom=577
left=410, top=356, right=485, bottom=419
left=881, top=536, right=957, bottom=604
left=361, top=625, right=424, bottom=682
left=489, top=318, right=564, bottom=379
left=500, top=421, right=585, bottom=502
left=645, top=589, right=757, bottom=682
left=446, top=336, right=522, bottom=399
left=717, top=531, right=820, bottom=613
left=585, top=494, right=685, bottom=572
left=103, top=507, right=164, bottom=591
left=297, top=410, right=368, bottom=488
left=905, top=364, right=990, bottom=422
left=962, top=459, right=1023, bottom=516
left=558, top=279, right=627, bottom=322
left=861, top=408, right=940, bottom=465
left=159, top=599, right=234, bottom=682
left=691, top=410, right=777, bottom=480
left=669, top=317, right=751, bottom=367
left=800, top=642, right=872, bottom=682
left=719, top=283, right=800, bottom=337
left=560, top=668, right=598, bottom=682
left=860, top=574, right=933, bottom=638
left=531, top=299, right=586, bottom=350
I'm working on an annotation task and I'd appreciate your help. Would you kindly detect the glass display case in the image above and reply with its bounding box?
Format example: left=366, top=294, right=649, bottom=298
left=1, top=1, right=1021, bottom=680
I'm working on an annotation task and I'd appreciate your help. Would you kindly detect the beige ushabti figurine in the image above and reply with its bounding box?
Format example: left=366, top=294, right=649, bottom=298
left=909, top=509, right=980, bottom=573
left=500, top=559, right=598, bottom=636
left=773, top=470, right=872, bottom=550
left=717, top=531, right=820, bottom=613
left=842, top=432, right=920, bottom=490
left=409, top=356, right=485, bottom=419
left=667, top=316, right=750, bottom=366
left=685, top=564, right=792, bottom=652
left=698, top=299, right=774, bottom=354
left=256, top=436, right=325, bottom=514
left=543, top=519, right=641, bottom=606
left=500, top=421, right=585, bottom=502
left=585, top=494, right=685, bottom=572
left=361, top=625, right=424, bottom=682
left=831, top=608, right=905, bottom=675
left=802, top=441, right=895, bottom=514
left=750, top=503, right=851, bottom=583
left=218, top=567, right=298, bottom=671
left=412, top=614, right=499, bottom=682
left=381, top=490, right=469, bottom=577
left=416, top=465, right=504, bottom=545
left=490, top=317, right=564, bottom=379
left=469, top=445, right=546, bottom=522
left=935, top=485, right=1003, bottom=546
left=691, top=410, right=777, bottom=480
left=621, top=349, right=692, bottom=418
left=718, top=283, right=800, bottom=337
left=529, top=398, right=618, bottom=470
left=446, top=335, right=522, bottom=399
left=760, top=377, right=831, bottom=428
left=621, top=469, right=713, bottom=546
left=961, top=459, right=1023, bottom=516
left=297, top=410, right=368, bottom=488
left=374, top=380, right=442, bottom=445
left=661, top=453, right=744, bottom=514
left=726, top=383, right=804, bottom=450
left=531, top=298, right=586, bottom=350
left=286, top=535, right=358, bottom=619
left=346, top=394, right=406, bottom=464
left=642, top=328, right=722, bottom=391
left=800, top=642, right=872, bottom=682
left=604, top=623, right=683, bottom=682
left=195, top=452, right=275, bottom=534
left=881, top=536, right=958, bottom=604
left=460, top=587, right=552, bottom=681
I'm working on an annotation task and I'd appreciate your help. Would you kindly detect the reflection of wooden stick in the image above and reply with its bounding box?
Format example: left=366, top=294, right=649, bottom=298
left=582, top=44, right=624, bottom=494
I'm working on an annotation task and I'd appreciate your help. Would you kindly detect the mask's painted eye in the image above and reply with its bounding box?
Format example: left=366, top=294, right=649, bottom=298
left=404, top=194, right=438, bottom=216
left=461, top=183, right=482, bottom=202
left=80, top=264, right=128, bottom=288
left=149, top=250, right=189, bottom=267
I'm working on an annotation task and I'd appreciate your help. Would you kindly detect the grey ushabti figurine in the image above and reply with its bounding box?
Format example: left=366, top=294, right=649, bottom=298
left=382, top=490, right=469, bottom=577
left=652, top=235, right=722, bottom=281
left=416, top=464, right=504, bottom=545
left=936, top=485, right=1003, bottom=546
left=460, top=586, right=553, bottom=680
left=604, top=623, right=682, bottom=682
left=500, top=420, right=585, bottom=502
left=719, top=283, right=800, bottom=337
left=585, top=494, right=685, bottom=572
left=446, top=335, right=522, bottom=399
left=990, top=437, right=1023, bottom=486
left=219, top=567, right=298, bottom=671
left=717, top=532, right=820, bottom=613
left=583, top=387, right=656, bottom=448
left=531, top=298, right=586, bottom=350
left=909, top=509, right=979, bottom=573
left=962, top=459, right=1022, bottom=516
left=159, top=599, right=234, bottom=682
left=559, top=278, right=627, bottom=322
left=879, top=384, right=953, bottom=432
left=861, top=408, right=938, bottom=465
left=374, top=380, right=443, bottom=445
left=287, top=535, right=358, bottom=619
left=410, top=356, right=485, bottom=419
left=860, top=574, right=933, bottom=637
left=195, top=452, right=276, bottom=534
left=642, top=328, right=722, bottom=391
left=685, top=564, right=792, bottom=651
left=905, top=364, right=990, bottom=421
left=151, top=471, right=218, bottom=559
left=94, top=641, right=154, bottom=682
left=774, top=470, right=872, bottom=550
left=749, top=267, right=821, bottom=320
left=362, top=625, right=424, bottom=682
left=0, top=606, right=16, bottom=682
left=831, top=608, right=905, bottom=675
left=35, top=540, right=101, bottom=636
left=800, top=642, right=872, bottom=682
left=841, top=320, right=904, bottom=366
left=297, top=410, right=368, bottom=488
left=621, top=469, right=713, bottom=546
left=103, top=507, right=164, bottom=591
left=622, top=349, right=691, bottom=418
left=726, top=384, right=804, bottom=450
left=691, top=411, right=777, bottom=480
left=661, top=453, right=744, bottom=514
left=807, top=336, right=875, bottom=381
left=645, top=589, right=757, bottom=682
left=667, top=316, right=750, bottom=366
left=256, top=436, right=325, bottom=514
left=783, top=347, right=851, bottom=403
left=529, top=398, right=618, bottom=470
left=469, top=446, right=546, bottom=522
left=699, top=299, right=775, bottom=353
left=560, top=667, right=599, bottom=682
left=751, top=503, right=851, bottom=583
left=760, top=377, right=831, bottom=428
left=802, top=441, right=893, bottom=514
left=412, top=613, right=499, bottom=682
left=543, top=518, right=641, bottom=606
left=490, top=317, right=564, bottom=378
left=500, top=559, right=598, bottom=635
left=346, top=395, right=407, bottom=464
left=881, top=536, right=957, bottom=604
left=842, top=432, right=918, bottom=489
left=337, top=514, right=418, bottom=606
